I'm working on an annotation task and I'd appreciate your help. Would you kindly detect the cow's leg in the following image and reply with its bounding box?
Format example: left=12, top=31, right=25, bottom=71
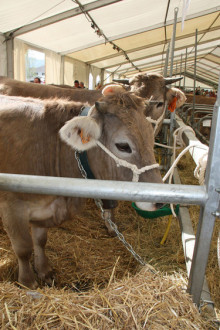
left=103, top=209, right=117, bottom=236
left=31, top=226, right=53, bottom=285
left=2, top=213, right=37, bottom=289
left=101, top=200, right=118, bottom=236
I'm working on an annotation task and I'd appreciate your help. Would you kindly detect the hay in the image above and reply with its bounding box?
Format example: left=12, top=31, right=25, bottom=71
left=0, top=268, right=217, bottom=329
left=0, top=150, right=219, bottom=328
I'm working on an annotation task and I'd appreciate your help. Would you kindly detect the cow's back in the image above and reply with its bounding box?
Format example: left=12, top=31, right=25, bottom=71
left=0, top=95, right=81, bottom=178
left=0, top=76, right=102, bottom=105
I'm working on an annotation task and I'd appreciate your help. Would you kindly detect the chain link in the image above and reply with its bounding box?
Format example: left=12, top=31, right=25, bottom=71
left=75, top=150, right=156, bottom=273
left=75, top=151, right=87, bottom=179
left=95, top=199, right=156, bottom=273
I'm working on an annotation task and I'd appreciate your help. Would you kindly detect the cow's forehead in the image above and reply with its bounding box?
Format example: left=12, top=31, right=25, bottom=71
left=97, top=92, right=153, bottom=138
left=130, top=73, right=164, bottom=85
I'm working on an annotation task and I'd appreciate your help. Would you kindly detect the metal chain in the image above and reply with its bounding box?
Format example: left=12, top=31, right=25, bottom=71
left=75, top=151, right=87, bottom=179
left=95, top=199, right=156, bottom=273
left=75, top=150, right=156, bottom=273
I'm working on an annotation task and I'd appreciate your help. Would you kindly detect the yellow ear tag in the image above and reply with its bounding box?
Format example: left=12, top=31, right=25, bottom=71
left=80, top=129, right=91, bottom=144
left=168, top=96, right=177, bottom=112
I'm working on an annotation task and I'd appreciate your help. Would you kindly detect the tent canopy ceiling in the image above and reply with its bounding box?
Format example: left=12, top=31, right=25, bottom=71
left=1, top=0, right=219, bottom=86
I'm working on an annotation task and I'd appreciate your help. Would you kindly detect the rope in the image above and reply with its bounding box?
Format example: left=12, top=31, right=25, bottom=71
left=146, top=104, right=167, bottom=135
left=162, top=126, right=208, bottom=217
left=160, top=215, right=172, bottom=245
left=194, top=153, right=208, bottom=185
left=96, top=141, right=159, bottom=182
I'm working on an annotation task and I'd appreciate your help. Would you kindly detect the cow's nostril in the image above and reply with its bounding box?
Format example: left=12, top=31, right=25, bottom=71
left=155, top=203, right=165, bottom=210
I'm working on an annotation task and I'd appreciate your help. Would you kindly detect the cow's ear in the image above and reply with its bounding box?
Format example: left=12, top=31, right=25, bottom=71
left=102, top=84, right=125, bottom=96
left=166, top=87, right=186, bottom=112
left=59, top=116, right=101, bottom=151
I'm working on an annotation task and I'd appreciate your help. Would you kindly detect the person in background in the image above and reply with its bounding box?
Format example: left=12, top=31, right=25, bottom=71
left=79, top=81, right=85, bottom=89
left=74, top=80, right=80, bottom=88
left=34, top=77, right=41, bottom=84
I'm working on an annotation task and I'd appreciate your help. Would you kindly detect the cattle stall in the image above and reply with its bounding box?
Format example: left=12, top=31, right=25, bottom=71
left=0, top=81, right=219, bottom=317
left=0, top=0, right=220, bottom=327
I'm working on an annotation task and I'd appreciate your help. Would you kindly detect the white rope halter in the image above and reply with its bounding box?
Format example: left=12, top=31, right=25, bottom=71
left=96, top=141, right=159, bottom=182
left=146, top=101, right=167, bottom=135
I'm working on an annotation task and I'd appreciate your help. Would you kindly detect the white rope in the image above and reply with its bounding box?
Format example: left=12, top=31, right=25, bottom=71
left=154, top=142, right=182, bottom=149
left=194, top=153, right=208, bottom=185
left=163, top=126, right=208, bottom=217
left=96, top=140, right=159, bottom=182
left=146, top=101, right=167, bottom=135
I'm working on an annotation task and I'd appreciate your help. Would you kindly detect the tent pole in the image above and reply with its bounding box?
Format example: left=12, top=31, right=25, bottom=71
left=167, top=7, right=178, bottom=169
left=163, top=43, right=170, bottom=77
left=192, top=29, right=198, bottom=126
left=183, top=48, right=188, bottom=91
left=5, top=35, right=14, bottom=78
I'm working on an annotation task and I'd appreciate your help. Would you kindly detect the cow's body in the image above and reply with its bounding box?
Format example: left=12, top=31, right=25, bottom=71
left=0, top=75, right=186, bottom=136
left=0, top=76, right=102, bottom=105
left=0, top=88, right=163, bottom=288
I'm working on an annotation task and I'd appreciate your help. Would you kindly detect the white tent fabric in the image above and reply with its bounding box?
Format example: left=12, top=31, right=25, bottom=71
left=14, top=39, right=28, bottom=81
left=45, top=50, right=61, bottom=85
left=0, top=0, right=219, bottom=88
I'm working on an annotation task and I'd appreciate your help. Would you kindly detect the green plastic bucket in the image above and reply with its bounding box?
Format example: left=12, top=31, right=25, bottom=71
left=132, top=203, right=179, bottom=219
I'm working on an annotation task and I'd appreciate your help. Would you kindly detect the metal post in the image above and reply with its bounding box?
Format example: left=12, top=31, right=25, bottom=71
left=183, top=48, right=188, bottom=91
left=179, top=54, right=183, bottom=88
left=191, top=29, right=198, bottom=126
left=60, top=55, right=65, bottom=84
left=169, top=7, right=178, bottom=78
left=100, top=68, right=105, bottom=85
left=167, top=7, right=178, bottom=169
left=163, top=43, right=170, bottom=77
left=188, top=76, right=220, bottom=306
left=5, top=36, right=14, bottom=78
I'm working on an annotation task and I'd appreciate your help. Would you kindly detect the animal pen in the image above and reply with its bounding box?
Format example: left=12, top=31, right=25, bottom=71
left=0, top=1, right=220, bottom=328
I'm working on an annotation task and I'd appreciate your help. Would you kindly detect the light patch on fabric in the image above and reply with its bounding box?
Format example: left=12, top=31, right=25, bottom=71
left=168, top=96, right=177, bottom=112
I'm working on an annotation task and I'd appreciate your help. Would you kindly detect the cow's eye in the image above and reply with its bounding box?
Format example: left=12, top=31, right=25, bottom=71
left=157, top=102, right=164, bottom=108
left=115, top=143, right=132, bottom=153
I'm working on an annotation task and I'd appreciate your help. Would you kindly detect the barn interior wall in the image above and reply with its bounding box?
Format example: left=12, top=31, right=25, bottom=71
left=11, top=38, right=104, bottom=89
left=64, top=56, right=90, bottom=88
left=0, top=35, right=7, bottom=76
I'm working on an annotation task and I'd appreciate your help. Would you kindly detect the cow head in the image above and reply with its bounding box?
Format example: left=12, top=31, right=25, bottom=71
left=113, top=73, right=186, bottom=133
left=59, top=85, right=163, bottom=211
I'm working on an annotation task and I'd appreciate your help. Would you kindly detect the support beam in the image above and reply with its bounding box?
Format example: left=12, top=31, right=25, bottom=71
left=6, top=37, right=14, bottom=78
left=5, top=0, right=122, bottom=38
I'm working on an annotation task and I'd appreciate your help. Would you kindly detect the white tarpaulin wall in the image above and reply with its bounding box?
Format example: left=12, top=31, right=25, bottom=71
left=0, top=0, right=219, bottom=87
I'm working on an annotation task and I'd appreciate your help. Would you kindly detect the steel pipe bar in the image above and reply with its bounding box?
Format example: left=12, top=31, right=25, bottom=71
left=173, top=169, right=214, bottom=311
left=0, top=173, right=207, bottom=205
left=188, top=87, right=220, bottom=306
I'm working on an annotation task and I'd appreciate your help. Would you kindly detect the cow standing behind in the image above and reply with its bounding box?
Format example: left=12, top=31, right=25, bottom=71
left=0, top=86, right=163, bottom=288
left=0, top=73, right=186, bottom=135
left=114, top=73, right=186, bottom=135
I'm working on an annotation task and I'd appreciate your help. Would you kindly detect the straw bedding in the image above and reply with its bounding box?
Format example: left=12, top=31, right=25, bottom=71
left=0, top=152, right=219, bottom=328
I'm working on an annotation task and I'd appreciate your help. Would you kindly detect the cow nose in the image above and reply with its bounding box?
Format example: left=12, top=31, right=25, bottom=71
left=155, top=203, right=165, bottom=210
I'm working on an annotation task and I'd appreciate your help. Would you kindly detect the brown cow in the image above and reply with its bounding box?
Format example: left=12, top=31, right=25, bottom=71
left=114, top=73, right=186, bottom=135
left=0, top=76, right=102, bottom=105
left=0, top=74, right=186, bottom=135
left=0, top=85, right=163, bottom=288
